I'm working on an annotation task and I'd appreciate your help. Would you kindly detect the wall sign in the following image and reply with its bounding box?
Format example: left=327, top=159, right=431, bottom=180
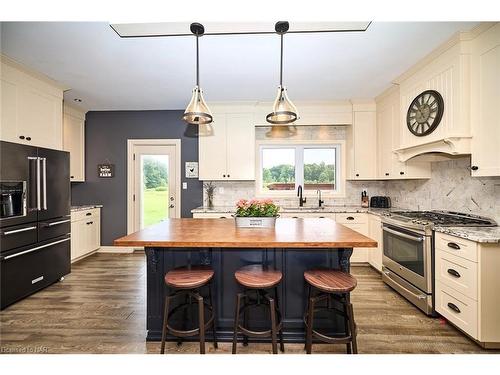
left=185, top=162, right=199, bottom=178
left=98, top=164, right=115, bottom=178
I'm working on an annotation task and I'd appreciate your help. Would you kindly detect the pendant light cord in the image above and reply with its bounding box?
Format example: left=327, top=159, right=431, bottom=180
left=279, top=33, right=283, bottom=86
left=196, top=35, right=200, bottom=87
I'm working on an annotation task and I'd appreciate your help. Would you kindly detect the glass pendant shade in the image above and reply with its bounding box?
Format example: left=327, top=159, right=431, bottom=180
left=266, top=85, right=298, bottom=125
left=182, top=85, right=213, bottom=125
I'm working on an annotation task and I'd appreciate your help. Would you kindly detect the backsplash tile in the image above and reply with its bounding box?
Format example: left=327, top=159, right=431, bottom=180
left=386, top=156, right=500, bottom=222
left=202, top=156, right=500, bottom=223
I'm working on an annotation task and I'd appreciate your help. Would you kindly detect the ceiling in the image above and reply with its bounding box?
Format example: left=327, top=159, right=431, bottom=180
left=0, top=21, right=477, bottom=111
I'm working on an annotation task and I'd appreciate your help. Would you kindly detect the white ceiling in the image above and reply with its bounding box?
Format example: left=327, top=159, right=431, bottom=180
left=0, top=21, right=477, bottom=111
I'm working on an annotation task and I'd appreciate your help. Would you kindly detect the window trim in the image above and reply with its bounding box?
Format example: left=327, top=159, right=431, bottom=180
left=255, top=139, right=346, bottom=198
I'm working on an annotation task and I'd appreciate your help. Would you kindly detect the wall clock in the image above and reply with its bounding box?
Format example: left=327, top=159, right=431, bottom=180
left=406, top=90, right=444, bottom=137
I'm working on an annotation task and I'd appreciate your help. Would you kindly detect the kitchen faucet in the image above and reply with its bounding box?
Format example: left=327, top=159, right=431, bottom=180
left=318, top=190, right=324, bottom=208
left=297, top=185, right=306, bottom=207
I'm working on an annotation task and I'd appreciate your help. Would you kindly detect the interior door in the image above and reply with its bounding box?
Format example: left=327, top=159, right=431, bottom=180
left=132, top=144, right=178, bottom=231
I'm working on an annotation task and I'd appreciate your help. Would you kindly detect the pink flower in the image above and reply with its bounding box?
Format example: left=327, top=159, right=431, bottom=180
left=236, top=199, right=248, bottom=208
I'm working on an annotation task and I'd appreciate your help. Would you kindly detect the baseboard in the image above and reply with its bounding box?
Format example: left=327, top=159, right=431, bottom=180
left=98, top=246, right=136, bottom=254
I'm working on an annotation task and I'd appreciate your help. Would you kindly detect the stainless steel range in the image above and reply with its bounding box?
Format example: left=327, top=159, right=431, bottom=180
left=380, top=210, right=496, bottom=315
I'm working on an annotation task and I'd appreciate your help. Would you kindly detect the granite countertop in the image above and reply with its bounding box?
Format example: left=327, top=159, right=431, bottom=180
left=434, top=226, right=500, bottom=244
left=191, top=205, right=403, bottom=215
left=71, top=205, right=103, bottom=212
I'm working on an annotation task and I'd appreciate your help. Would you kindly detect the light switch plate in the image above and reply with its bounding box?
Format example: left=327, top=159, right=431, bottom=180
left=182, top=182, right=187, bottom=190
left=218, top=187, right=224, bottom=194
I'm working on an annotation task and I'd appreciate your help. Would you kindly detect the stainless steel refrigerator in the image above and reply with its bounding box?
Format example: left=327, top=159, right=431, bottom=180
left=0, top=140, right=71, bottom=309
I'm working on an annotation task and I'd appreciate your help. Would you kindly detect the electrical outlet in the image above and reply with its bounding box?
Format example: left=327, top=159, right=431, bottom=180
left=218, top=187, right=224, bottom=194
left=182, top=182, right=187, bottom=190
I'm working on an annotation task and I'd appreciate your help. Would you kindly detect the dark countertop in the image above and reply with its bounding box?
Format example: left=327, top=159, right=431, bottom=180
left=434, top=226, right=500, bottom=244
left=71, top=205, right=103, bottom=212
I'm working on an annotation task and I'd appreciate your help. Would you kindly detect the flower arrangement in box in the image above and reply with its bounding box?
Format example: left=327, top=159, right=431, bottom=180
left=234, top=199, right=280, bottom=228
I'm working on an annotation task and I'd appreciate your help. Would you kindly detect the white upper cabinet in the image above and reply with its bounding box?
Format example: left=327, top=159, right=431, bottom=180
left=199, top=106, right=255, bottom=180
left=395, top=38, right=472, bottom=161
left=347, top=101, right=377, bottom=180
left=0, top=56, right=64, bottom=150
left=63, top=103, right=86, bottom=182
left=376, top=86, right=431, bottom=179
left=470, top=23, right=500, bottom=177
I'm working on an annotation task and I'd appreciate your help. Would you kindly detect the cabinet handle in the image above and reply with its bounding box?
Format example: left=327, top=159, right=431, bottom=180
left=447, top=302, right=461, bottom=313
left=346, top=216, right=355, bottom=220
left=447, top=242, right=460, bottom=250
left=292, top=216, right=299, bottom=219
left=86, top=213, right=92, bottom=216
left=86, top=221, right=93, bottom=225
left=471, top=166, right=479, bottom=171
left=355, top=173, right=359, bottom=177
left=71, top=176, right=75, bottom=179
left=227, top=174, right=230, bottom=178
left=385, top=173, right=389, bottom=176
left=19, top=135, right=25, bottom=140
left=447, top=269, right=461, bottom=278
left=219, top=217, right=227, bottom=219
left=400, top=171, right=405, bottom=175
left=26, top=137, right=32, bottom=141
left=223, top=174, right=226, bottom=177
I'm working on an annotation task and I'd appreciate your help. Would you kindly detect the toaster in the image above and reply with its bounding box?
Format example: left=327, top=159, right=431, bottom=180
left=370, top=196, right=391, bottom=208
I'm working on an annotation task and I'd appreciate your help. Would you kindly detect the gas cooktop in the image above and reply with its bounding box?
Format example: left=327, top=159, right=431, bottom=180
left=381, top=210, right=497, bottom=234
left=393, top=210, right=496, bottom=226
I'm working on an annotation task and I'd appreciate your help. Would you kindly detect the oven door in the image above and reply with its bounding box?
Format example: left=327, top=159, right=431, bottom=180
left=382, top=224, right=432, bottom=293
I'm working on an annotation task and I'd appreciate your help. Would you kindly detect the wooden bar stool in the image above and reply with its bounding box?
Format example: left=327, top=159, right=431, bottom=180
left=160, top=265, right=217, bottom=354
left=232, top=264, right=285, bottom=354
left=303, top=269, right=358, bottom=354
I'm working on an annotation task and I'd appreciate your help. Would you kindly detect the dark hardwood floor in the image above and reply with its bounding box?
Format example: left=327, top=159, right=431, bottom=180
left=0, top=253, right=496, bottom=354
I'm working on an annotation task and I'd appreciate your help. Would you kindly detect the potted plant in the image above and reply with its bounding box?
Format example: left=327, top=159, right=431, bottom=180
left=234, top=199, right=280, bottom=228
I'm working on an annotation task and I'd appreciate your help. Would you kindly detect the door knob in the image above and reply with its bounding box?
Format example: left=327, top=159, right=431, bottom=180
left=170, top=196, right=174, bottom=201
left=169, top=204, right=175, bottom=208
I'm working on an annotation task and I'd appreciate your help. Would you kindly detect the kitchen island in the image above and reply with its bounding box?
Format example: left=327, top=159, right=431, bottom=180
left=114, top=218, right=377, bottom=342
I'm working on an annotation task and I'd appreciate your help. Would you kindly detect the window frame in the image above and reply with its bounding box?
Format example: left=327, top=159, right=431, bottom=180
left=255, top=139, right=346, bottom=198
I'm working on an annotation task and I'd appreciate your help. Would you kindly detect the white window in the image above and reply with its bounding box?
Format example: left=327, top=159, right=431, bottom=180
left=256, top=141, right=345, bottom=197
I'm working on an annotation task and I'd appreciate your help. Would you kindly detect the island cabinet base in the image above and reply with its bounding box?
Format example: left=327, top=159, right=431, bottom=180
left=145, top=247, right=353, bottom=343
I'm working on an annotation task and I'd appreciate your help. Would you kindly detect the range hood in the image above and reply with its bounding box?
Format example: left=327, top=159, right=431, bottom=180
left=395, top=136, right=472, bottom=162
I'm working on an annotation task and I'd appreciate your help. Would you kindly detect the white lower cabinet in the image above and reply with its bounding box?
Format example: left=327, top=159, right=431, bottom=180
left=335, top=213, right=369, bottom=263
left=70, top=208, right=101, bottom=262
left=434, top=232, right=500, bottom=348
left=368, top=214, right=383, bottom=271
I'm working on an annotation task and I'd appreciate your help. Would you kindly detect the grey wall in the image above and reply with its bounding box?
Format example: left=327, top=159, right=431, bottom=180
left=71, top=110, right=203, bottom=245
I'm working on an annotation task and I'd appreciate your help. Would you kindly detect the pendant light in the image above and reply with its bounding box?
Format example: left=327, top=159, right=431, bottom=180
left=266, top=21, right=298, bottom=125
left=183, top=23, right=213, bottom=125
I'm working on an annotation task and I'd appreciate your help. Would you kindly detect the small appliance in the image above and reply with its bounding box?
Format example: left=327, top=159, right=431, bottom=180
left=370, top=196, right=391, bottom=208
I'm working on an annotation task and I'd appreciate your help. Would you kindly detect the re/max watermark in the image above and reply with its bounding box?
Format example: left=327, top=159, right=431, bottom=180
left=0, top=345, right=48, bottom=354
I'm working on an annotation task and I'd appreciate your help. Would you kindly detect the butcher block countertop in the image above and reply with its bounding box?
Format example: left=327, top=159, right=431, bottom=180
left=114, top=218, right=378, bottom=249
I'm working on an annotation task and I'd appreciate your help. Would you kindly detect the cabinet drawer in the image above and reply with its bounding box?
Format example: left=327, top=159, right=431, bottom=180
left=39, top=217, right=71, bottom=242
left=435, top=233, right=478, bottom=262
left=280, top=212, right=336, bottom=219
left=0, top=223, right=38, bottom=252
left=71, top=208, right=100, bottom=222
left=436, top=281, right=478, bottom=339
left=192, top=213, right=234, bottom=219
left=1, top=237, right=70, bottom=309
left=435, top=250, right=478, bottom=300
left=335, top=213, right=367, bottom=224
